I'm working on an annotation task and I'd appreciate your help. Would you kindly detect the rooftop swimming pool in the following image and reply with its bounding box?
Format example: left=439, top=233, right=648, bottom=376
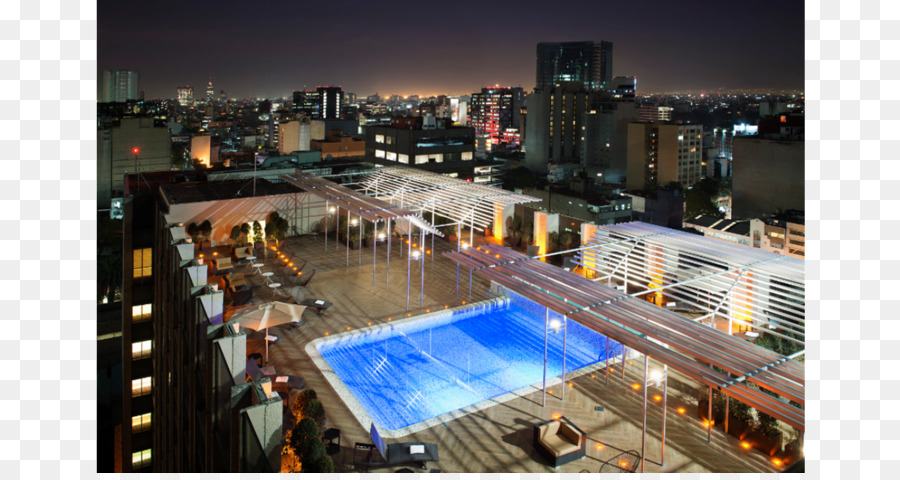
left=309, top=289, right=622, bottom=436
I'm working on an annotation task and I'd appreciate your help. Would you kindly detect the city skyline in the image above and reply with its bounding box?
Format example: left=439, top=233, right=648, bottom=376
left=99, top=0, right=804, bottom=99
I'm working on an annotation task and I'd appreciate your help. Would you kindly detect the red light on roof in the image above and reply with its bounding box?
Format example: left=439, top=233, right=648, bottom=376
left=132, top=147, right=139, bottom=154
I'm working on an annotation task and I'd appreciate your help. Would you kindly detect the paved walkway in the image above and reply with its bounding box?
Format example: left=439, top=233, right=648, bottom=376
left=225, top=233, right=784, bottom=473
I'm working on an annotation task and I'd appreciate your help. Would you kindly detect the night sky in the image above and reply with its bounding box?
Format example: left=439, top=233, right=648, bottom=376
left=99, top=0, right=804, bottom=99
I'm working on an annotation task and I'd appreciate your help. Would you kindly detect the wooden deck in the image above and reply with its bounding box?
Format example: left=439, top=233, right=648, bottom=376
left=225, top=233, right=784, bottom=473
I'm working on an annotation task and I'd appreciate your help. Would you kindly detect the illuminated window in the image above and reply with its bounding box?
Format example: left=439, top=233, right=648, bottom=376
left=133, top=248, right=151, bottom=278
left=415, top=155, right=428, bottom=164
left=132, top=376, right=152, bottom=397
left=375, top=134, right=384, bottom=143
left=132, top=303, right=152, bottom=323
left=397, top=154, right=409, bottom=164
left=132, top=340, right=152, bottom=360
left=132, top=449, right=152, bottom=469
left=131, top=413, right=152, bottom=433
left=461, top=152, right=473, bottom=161
left=386, top=136, right=394, bottom=145
left=374, top=149, right=385, bottom=159
left=385, top=151, right=397, bottom=161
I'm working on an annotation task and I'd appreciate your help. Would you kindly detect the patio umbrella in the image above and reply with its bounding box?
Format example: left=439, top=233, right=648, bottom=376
left=231, top=301, right=307, bottom=364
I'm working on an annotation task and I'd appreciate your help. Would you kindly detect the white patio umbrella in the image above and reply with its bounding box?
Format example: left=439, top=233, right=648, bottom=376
left=231, top=301, right=307, bottom=364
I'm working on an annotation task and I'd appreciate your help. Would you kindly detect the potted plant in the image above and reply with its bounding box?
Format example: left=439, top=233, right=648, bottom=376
left=240, top=223, right=251, bottom=245
left=560, top=231, right=573, bottom=250
left=749, top=411, right=783, bottom=456
left=363, top=222, right=376, bottom=248
left=347, top=230, right=360, bottom=250
left=252, top=221, right=264, bottom=250
left=229, top=225, right=242, bottom=245
left=199, top=219, right=213, bottom=249
left=522, top=221, right=534, bottom=245
left=509, top=215, right=523, bottom=246
left=441, top=224, right=458, bottom=243
left=726, top=397, right=754, bottom=439
left=187, top=222, right=200, bottom=244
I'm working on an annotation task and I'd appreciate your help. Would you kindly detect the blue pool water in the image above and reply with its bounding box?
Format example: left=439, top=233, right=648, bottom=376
left=316, top=291, right=621, bottom=431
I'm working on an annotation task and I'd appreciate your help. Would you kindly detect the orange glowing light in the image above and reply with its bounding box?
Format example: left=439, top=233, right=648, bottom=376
left=677, top=407, right=685, bottom=414
left=346, top=327, right=351, bottom=331
left=568, top=382, right=573, bottom=387
left=426, top=309, right=430, bottom=313
left=367, top=322, right=372, bottom=326
left=628, top=361, right=633, bottom=365
left=620, top=461, right=628, bottom=467
left=741, top=442, right=751, bottom=449
left=297, top=272, right=302, bottom=276
left=632, top=383, right=640, bottom=390
left=548, top=390, right=553, bottom=394
left=552, top=414, right=560, bottom=419
left=773, top=459, right=782, bottom=466
left=426, top=250, right=431, bottom=254
left=387, top=317, right=391, bottom=321
left=495, top=254, right=500, bottom=258
left=407, top=313, right=411, bottom=317
left=325, top=332, right=329, bottom=336
left=462, top=301, right=467, bottom=305
left=289, top=263, right=293, bottom=266
left=596, top=444, right=603, bottom=450
left=199, top=254, right=204, bottom=258
left=213, top=251, right=218, bottom=256
left=654, top=395, right=661, bottom=402
left=444, top=305, right=449, bottom=309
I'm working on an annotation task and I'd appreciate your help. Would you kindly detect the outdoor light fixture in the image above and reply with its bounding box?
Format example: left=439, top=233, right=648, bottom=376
left=461, top=242, right=469, bottom=250
left=549, top=319, right=561, bottom=333
left=411, top=251, right=420, bottom=260
left=378, top=233, right=386, bottom=240
left=329, top=207, right=336, bottom=213
left=351, top=219, right=358, bottom=226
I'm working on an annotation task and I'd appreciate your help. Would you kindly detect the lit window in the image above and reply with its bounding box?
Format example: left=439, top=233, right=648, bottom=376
left=132, top=340, right=152, bottom=360
left=132, top=448, right=152, bottom=469
left=375, top=134, right=384, bottom=143
left=131, top=413, right=152, bottom=433
left=374, top=149, right=385, bottom=159
left=133, top=248, right=152, bottom=278
left=461, top=152, right=473, bottom=161
left=132, top=303, right=152, bottom=323
left=385, top=151, right=397, bottom=161
left=132, top=377, right=152, bottom=397
left=397, top=154, right=409, bottom=164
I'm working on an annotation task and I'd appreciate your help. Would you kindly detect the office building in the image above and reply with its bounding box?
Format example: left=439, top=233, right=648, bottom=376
left=311, top=129, right=365, bottom=159
left=468, top=87, right=524, bottom=149
left=292, top=90, right=321, bottom=118
left=608, top=76, right=636, bottom=100
left=101, top=70, right=140, bottom=103
left=97, top=117, right=172, bottom=207
left=638, top=104, right=673, bottom=122
left=535, top=41, right=613, bottom=91
left=191, top=134, right=219, bottom=167
left=176, top=86, right=194, bottom=106
left=317, top=86, right=343, bottom=120
left=626, top=122, right=704, bottom=190
left=206, top=76, right=215, bottom=103
left=278, top=116, right=312, bottom=153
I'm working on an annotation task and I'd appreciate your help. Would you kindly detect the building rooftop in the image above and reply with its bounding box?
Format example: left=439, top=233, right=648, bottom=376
left=161, top=178, right=303, bottom=205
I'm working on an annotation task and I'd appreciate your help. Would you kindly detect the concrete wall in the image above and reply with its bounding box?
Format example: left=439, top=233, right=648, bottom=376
left=732, top=137, right=804, bottom=218
left=98, top=118, right=172, bottom=206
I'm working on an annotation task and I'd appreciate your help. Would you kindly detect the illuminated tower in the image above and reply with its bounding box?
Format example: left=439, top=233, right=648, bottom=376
left=206, top=75, right=214, bottom=103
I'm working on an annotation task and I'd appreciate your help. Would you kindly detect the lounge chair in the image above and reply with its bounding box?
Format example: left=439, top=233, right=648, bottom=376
left=226, top=273, right=253, bottom=306
left=299, top=298, right=332, bottom=314
left=352, top=424, right=439, bottom=472
left=533, top=416, right=586, bottom=467
left=213, top=257, right=234, bottom=274
left=233, top=245, right=254, bottom=264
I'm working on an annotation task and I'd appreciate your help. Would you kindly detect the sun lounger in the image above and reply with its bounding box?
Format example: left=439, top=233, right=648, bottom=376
left=352, top=423, right=439, bottom=471
left=299, top=298, right=332, bottom=314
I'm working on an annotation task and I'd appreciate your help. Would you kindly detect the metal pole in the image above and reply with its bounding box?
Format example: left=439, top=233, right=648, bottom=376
left=386, top=218, right=391, bottom=282
left=325, top=200, right=328, bottom=251
left=359, top=215, right=363, bottom=265
left=542, top=307, right=549, bottom=407
left=346, top=210, right=350, bottom=268
left=456, top=222, right=461, bottom=298
left=470, top=222, right=474, bottom=248
left=431, top=206, right=435, bottom=273
left=605, top=337, right=610, bottom=385
left=707, top=385, right=712, bottom=443
left=562, top=316, right=567, bottom=403
left=662, top=364, right=667, bottom=467
left=468, top=268, right=473, bottom=298
left=406, top=224, right=412, bottom=311
left=622, top=345, right=626, bottom=379
left=373, top=220, right=377, bottom=286
left=420, top=228, right=425, bottom=306
left=724, top=393, right=729, bottom=435
left=335, top=206, right=339, bottom=248
left=641, top=353, right=648, bottom=473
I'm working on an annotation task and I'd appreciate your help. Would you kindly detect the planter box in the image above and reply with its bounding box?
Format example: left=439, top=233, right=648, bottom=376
left=697, top=399, right=725, bottom=425
left=748, top=429, right=783, bottom=456
left=726, top=415, right=752, bottom=439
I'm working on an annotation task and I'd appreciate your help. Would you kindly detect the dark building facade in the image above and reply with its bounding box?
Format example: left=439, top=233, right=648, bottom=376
left=365, top=116, right=475, bottom=167
left=469, top=87, right=524, bottom=148
left=536, top=41, right=613, bottom=91
left=316, top=86, right=343, bottom=120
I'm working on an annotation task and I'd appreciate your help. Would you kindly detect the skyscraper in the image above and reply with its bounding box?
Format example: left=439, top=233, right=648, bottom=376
left=317, top=86, right=343, bottom=120
left=206, top=76, right=214, bottom=103
left=176, top=86, right=193, bottom=106
left=101, top=70, right=140, bottom=102
left=626, top=122, right=704, bottom=190
left=535, top=41, right=612, bottom=91
left=468, top=87, right=524, bottom=148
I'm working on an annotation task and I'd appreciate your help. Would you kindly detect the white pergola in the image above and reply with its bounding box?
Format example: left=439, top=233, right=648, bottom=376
left=572, top=222, right=805, bottom=347
left=281, top=168, right=540, bottom=310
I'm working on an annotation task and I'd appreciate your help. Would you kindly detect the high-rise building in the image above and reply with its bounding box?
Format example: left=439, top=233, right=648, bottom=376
left=468, top=87, right=524, bottom=149
left=638, top=104, right=673, bottom=122
left=317, top=86, right=343, bottom=120
left=535, top=41, right=612, bottom=91
left=524, top=82, right=590, bottom=172
left=101, top=70, right=140, bottom=103
left=292, top=90, right=321, bottom=118
left=626, top=122, right=704, bottom=190
left=608, top=76, right=636, bottom=100
left=206, top=76, right=215, bottom=103
left=176, top=86, right=194, bottom=106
